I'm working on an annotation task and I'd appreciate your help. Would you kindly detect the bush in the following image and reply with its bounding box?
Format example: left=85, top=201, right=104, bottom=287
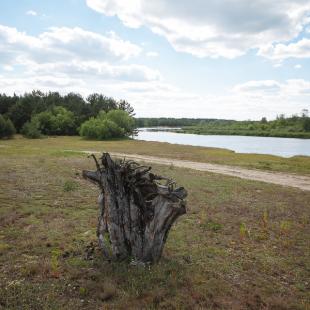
left=0, top=115, right=16, bottom=139
left=105, top=110, right=135, bottom=135
left=21, top=120, right=42, bottom=139
left=80, top=109, right=135, bottom=140
left=21, top=107, right=76, bottom=138
left=33, top=107, right=76, bottom=135
left=80, top=117, right=124, bottom=140
left=63, top=180, right=79, bottom=192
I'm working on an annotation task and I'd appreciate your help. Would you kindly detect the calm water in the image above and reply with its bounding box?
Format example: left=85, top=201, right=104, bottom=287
left=135, top=128, right=310, bottom=157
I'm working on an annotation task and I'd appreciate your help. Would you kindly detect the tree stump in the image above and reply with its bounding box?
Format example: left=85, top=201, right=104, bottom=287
left=82, top=153, right=187, bottom=264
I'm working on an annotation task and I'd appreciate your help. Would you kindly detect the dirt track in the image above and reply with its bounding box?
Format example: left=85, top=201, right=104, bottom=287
left=77, top=150, right=310, bottom=191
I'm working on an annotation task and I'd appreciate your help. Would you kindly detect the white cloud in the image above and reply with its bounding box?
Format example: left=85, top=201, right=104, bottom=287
left=0, top=25, right=142, bottom=66
left=0, top=24, right=162, bottom=97
left=233, top=79, right=310, bottom=97
left=28, top=61, right=161, bottom=82
left=86, top=0, right=310, bottom=59
left=126, top=79, right=310, bottom=119
left=0, top=75, right=84, bottom=92
left=146, top=51, right=159, bottom=57
left=233, top=80, right=282, bottom=95
left=258, top=38, right=310, bottom=61
left=26, top=10, right=37, bottom=16
left=0, top=22, right=309, bottom=119
left=273, top=63, right=283, bottom=68
left=0, top=24, right=164, bottom=108
left=294, top=64, right=302, bottom=69
left=3, top=65, right=13, bottom=72
left=0, top=24, right=161, bottom=83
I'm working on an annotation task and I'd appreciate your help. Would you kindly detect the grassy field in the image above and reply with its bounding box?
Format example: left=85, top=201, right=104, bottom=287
left=0, top=136, right=310, bottom=309
left=0, top=135, right=309, bottom=175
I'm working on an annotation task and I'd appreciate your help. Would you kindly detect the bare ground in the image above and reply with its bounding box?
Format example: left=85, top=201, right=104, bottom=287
left=73, top=150, right=310, bottom=191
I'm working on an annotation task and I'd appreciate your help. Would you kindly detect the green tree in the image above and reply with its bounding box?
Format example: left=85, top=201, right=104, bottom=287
left=22, top=107, right=76, bottom=138
left=48, top=107, right=76, bottom=135
left=0, top=115, right=16, bottom=139
left=79, top=117, right=124, bottom=140
left=8, top=91, right=46, bottom=131
left=0, top=93, right=19, bottom=115
left=44, top=91, right=63, bottom=108
left=62, top=93, right=91, bottom=125
left=21, top=120, right=42, bottom=139
left=79, top=109, right=135, bottom=140
left=87, top=93, right=118, bottom=114
left=106, top=110, right=135, bottom=136
left=302, top=117, right=310, bottom=132
left=118, top=100, right=135, bottom=116
left=261, top=117, right=267, bottom=124
left=2, top=90, right=135, bottom=133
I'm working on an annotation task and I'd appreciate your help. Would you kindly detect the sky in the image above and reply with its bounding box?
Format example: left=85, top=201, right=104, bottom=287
left=0, top=0, right=310, bottom=120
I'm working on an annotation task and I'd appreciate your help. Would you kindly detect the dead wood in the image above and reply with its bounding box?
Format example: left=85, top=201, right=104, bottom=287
left=83, top=153, right=187, bottom=264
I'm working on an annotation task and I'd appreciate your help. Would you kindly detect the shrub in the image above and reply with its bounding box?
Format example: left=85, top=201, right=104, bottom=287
left=63, top=180, right=79, bottom=192
left=106, top=110, right=135, bottom=135
left=21, top=107, right=76, bottom=138
left=80, top=117, right=124, bottom=140
left=80, top=109, right=135, bottom=140
left=0, top=115, right=16, bottom=139
left=33, top=107, right=76, bottom=135
left=21, top=120, right=42, bottom=139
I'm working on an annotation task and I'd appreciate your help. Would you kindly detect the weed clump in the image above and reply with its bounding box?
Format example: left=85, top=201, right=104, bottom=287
left=63, top=180, right=79, bottom=192
left=201, top=220, right=223, bottom=232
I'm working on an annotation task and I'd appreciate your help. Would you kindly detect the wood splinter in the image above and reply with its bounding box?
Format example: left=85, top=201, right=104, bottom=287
left=83, top=152, right=187, bottom=264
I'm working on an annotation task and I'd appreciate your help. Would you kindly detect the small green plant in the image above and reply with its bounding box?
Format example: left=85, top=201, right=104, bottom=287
left=63, top=180, right=79, bottom=192
left=0, top=242, right=10, bottom=252
left=66, top=257, right=89, bottom=268
left=202, top=220, right=223, bottom=232
left=261, top=209, right=269, bottom=229
left=79, top=287, right=87, bottom=296
left=258, top=161, right=271, bottom=170
left=239, top=222, right=250, bottom=239
left=280, top=220, right=292, bottom=235
left=50, top=248, right=61, bottom=277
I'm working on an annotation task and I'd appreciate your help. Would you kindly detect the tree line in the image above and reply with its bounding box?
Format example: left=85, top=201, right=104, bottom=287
left=0, top=90, right=135, bottom=139
left=136, top=112, right=310, bottom=138
left=1, top=91, right=309, bottom=140
left=135, top=118, right=221, bottom=128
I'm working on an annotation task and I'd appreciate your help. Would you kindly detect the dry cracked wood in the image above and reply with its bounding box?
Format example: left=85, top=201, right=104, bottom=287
left=83, top=153, right=187, bottom=264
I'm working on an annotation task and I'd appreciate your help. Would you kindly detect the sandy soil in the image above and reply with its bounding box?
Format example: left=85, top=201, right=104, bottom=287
left=76, top=150, right=310, bottom=191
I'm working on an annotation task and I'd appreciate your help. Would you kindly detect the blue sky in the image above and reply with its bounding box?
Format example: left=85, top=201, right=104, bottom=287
left=0, top=0, right=310, bottom=119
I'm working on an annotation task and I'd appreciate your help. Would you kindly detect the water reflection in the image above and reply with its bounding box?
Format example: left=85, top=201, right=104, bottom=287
left=135, top=128, right=310, bottom=157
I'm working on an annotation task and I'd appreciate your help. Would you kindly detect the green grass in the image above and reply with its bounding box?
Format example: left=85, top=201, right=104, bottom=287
left=0, top=137, right=309, bottom=309
left=0, top=135, right=310, bottom=175
left=63, top=180, right=79, bottom=192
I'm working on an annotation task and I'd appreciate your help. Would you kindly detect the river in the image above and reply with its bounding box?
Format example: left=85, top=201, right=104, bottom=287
left=135, top=128, right=310, bottom=157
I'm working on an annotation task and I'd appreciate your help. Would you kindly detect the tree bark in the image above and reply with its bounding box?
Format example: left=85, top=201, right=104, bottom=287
left=83, top=153, right=187, bottom=264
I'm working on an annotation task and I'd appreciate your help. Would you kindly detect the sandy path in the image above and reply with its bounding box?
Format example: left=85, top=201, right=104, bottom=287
left=74, top=150, right=310, bottom=191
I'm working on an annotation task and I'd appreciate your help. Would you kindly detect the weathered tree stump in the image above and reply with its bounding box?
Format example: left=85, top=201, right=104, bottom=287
left=82, top=153, right=187, bottom=264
